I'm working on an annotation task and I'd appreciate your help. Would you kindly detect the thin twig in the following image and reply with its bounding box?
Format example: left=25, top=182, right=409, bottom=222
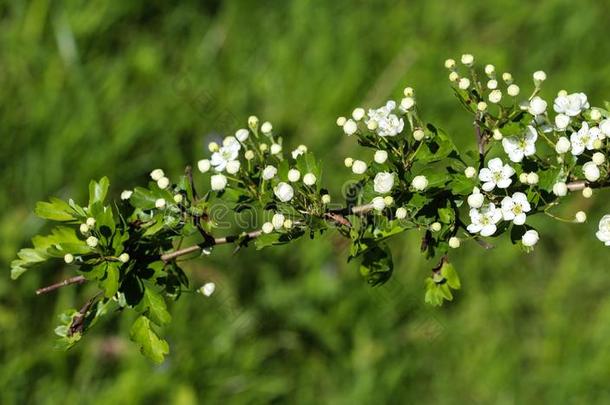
left=36, top=275, right=86, bottom=295
left=161, top=229, right=263, bottom=262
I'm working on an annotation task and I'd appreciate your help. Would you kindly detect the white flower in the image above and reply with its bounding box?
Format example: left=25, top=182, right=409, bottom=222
left=464, top=166, right=476, bottom=178
left=157, top=177, right=170, bottom=189
left=501, top=192, right=531, bottom=225
left=478, top=158, right=515, bottom=191
left=411, top=175, right=428, bottom=191
left=528, top=96, right=547, bottom=116
left=554, top=114, right=570, bottom=130
left=155, top=198, right=166, bottom=209
left=64, top=253, right=74, bottom=264
left=365, top=101, right=404, bottom=137
left=150, top=169, right=164, bottom=181
left=575, top=211, right=587, bottom=223
left=596, top=215, right=610, bottom=246
left=291, top=148, right=305, bottom=159
left=262, top=165, right=277, bottom=180
left=303, top=173, right=317, bottom=186
left=373, top=172, right=394, bottom=194
left=261, top=121, right=273, bottom=135
left=118, top=253, right=130, bottom=263
left=502, top=126, right=537, bottom=162
left=226, top=160, right=241, bottom=174
left=555, top=136, right=571, bottom=154
left=210, top=140, right=240, bottom=172
left=210, top=174, right=227, bottom=191
left=272, top=213, right=285, bottom=230
left=274, top=182, right=294, bottom=202
left=600, top=119, right=610, bottom=137
left=287, top=169, right=301, bottom=182
left=553, top=92, right=589, bottom=117
left=343, top=119, right=358, bottom=135
left=570, top=122, right=600, bottom=155
left=522, top=230, right=539, bottom=247
left=583, top=161, right=601, bottom=182
left=270, top=144, right=282, bottom=155
left=374, top=150, right=388, bottom=164
left=352, top=108, right=365, bottom=121
left=591, top=109, right=602, bottom=121
left=197, top=159, right=211, bottom=173
left=86, top=236, right=99, bottom=248
left=467, top=203, right=502, bottom=237
left=262, top=222, right=274, bottom=234
left=200, top=282, right=216, bottom=297
left=553, top=182, right=568, bottom=197
left=467, top=187, right=484, bottom=209
left=449, top=237, right=461, bottom=249
left=235, top=128, right=249, bottom=142
left=371, top=196, right=386, bottom=211
left=352, top=160, right=367, bottom=174
left=488, top=90, right=502, bottom=104
left=507, top=84, right=520, bottom=97
left=395, top=207, right=407, bottom=220
left=120, top=190, right=133, bottom=200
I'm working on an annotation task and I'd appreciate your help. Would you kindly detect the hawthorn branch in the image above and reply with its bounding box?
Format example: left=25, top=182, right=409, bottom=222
left=36, top=275, right=86, bottom=295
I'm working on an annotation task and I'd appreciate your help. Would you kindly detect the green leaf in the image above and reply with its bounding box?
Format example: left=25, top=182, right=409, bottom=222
left=89, top=177, right=110, bottom=207
left=129, top=316, right=169, bottom=364
left=254, top=230, right=305, bottom=250
left=137, top=286, right=172, bottom=326
left=449, top=174, right=477, bottom=195
left=359, top=243, right=393, bottom=286
left=101, top=262, right=120, bottom=298
left=440, top=261, right=461, bottom=290
left=35, top=198, right=75, bottom=221
left=417, top=129, right=459, bottom=164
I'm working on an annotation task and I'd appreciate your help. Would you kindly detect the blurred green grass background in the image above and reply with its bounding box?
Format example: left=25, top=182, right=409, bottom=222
left=3, top=0, right=610, bottom=403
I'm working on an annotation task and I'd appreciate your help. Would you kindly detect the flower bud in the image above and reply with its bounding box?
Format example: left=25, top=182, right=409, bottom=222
left=383, top=196, right=394, bottom=206
left=197, top=159, right=211, bottom=173
left=150, top=169, right=164, bottom=181
left=507, top=84, right=520, bottom=97
left=208, top=142, right=219, bottom=152
left=527, top=172, right=539, bottom=185
left=528, top=96, right=547, bottom=115
left=519, top=173, right=528, bottom=183
left=594, top=139, right=603, bottom=149
left=352, top=160, right=367, bottom=174
left=583, top=161, right=601, bottom=182
left=261, top=121, right=273, bottom=135
left=64, top=253, right=74, bottom=264
left=303, top=173, right=317, bottom=186
left=288, top=168, right=301, bottom=182
left=467, top=192, right=484, bottom=208
left=343, top=119, right=358, bottom=135
left=583, top=187, right=593, bottom=198
left=79, top=223, right=89, bottom=235
left=245, top=150, right=255, bottom=160
left=262, top=222, right=274, bottom=234
left=575, top=211, right=587, bottom=223
left=522, top=230, right=539, bottom=247
left=413, top=129, right=425, bottom=141
left=120, top=190, right=133, bottom=200
left=477, top=101, right=488, bottom=112
left=272, top=213, right=285, bottom=230
left=367, top=120, right=378, bottom=130
left=533, top=70, right=547, bottom=84
left=374, top=150, right=388, bottom=164
left=235, top=128, right=249, bottom=142
left=492, top=128, right=503, bottom=140
left=283, top=219, right=293, bottom=229
left=444, top=59, right=456, bottom=69
left=593, top=152, right=605, bottom=165
left=430, top=222, right=442, bottom=232
left=400, top=97, right=415, bottom=111
left=488, top=90, right=502, bottom=104
left=458, top=78, right=470, bottom=90
left=173, top=194, right=183, bottom=204
left=336, top=116, right=347, bottom=126
left=484, top=64, right=495, bottom=76
left=259, top=143, right=268, bottom=152
left=411, top=175, right=428, bottom=191
left=591, top=109, right=602, bottom=121
left=464, top=166, right=476, bottom=178
left=555, top=136, right=571, bottom=153
left=262, top=165, right=277, bottom=180
left=352, top=108, right=365, bottom=121
left=403, top=87, right=414, bottom=96
left=86, top=236, right=99, bottom=248
left=155, top=198, right=166, bottom=209
left=270, top=143, right=282, bottom=155
left=210, top=174, right=227, bottom=191
left=448, top=71, right=459, bottom=82
left=226, top=160, right=241, bottom=174
left=502, top=72, right=513, bottom=83
left=86, top=217, right=96, bottom=228
left=157, top=176, right=170, bottom=189
left=449, top=237, right=461, bottom=249
left=460, top=54, right=474, bottom=66
left=371, top=196, right=386, bottom=211
left=248, top=115, right=259, bottom=130
left=274, top=182, right=294, bottom=202
left=321, top=194, right=331, bottom=204
left=344, top=157, right=354, bottom=168
left=200, top=282, right=216, bottom=297
left=395, top=207, right=407, bottom=220
left=118, top=253, right=130, bottom=263
left=553, top=182, right=568, bottom=197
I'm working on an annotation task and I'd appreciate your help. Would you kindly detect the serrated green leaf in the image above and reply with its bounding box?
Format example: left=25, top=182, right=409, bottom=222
left=359, top=243, right=393, bottom=286
left=440, top=261, right=461, bottom=289
left=130, top=316, right=169, bottom=363
left=101, top=262, right=120, bottom=298
left=137, top=286, right=172, bottom=326
left=35, top=198, right=75, bottom=221
left=89, top=177, right=110, bottom=207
